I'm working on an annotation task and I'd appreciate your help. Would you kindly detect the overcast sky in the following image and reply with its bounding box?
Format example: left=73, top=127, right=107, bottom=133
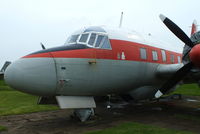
left=0, top=0, right=200, bottom=67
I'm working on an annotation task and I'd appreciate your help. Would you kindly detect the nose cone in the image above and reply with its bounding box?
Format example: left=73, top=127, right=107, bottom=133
left=189, top=44, right=200, bottom=67
left=4, top=58, right=57, bottom=96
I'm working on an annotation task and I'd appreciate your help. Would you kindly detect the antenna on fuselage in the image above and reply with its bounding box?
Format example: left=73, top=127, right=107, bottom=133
left=119, top=12, right=123, bottom=28
left=40, top=42, right=46, bottom=50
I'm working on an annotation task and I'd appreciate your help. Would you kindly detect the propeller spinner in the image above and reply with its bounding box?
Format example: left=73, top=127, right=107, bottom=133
left=155, top=14, right=200, bottom=98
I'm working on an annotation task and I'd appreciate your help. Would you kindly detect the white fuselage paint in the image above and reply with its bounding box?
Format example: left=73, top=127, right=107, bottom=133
left=70, top=26, right=184, bottom=53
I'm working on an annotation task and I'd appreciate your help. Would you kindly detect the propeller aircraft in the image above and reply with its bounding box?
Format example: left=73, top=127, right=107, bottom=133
left=4, top=14, right=200, bottom=121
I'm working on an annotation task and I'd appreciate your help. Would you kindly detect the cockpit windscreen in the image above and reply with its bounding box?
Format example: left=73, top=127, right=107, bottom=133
left=65, top=27, right=111, bottom=49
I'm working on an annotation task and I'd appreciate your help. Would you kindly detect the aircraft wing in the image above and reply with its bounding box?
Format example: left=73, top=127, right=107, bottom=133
left=156, top=63, right=200, bottom=84
left=156, top=64, right=183, bottom=78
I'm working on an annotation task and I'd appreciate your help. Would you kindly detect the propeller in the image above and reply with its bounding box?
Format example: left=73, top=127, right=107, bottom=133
left=159, top=14, right=194, bottom=48
left=155, top=14, right=200, bottom=98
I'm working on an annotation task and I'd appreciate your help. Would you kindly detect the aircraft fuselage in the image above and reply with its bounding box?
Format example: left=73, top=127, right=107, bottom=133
left=4, top=26, right=182, bottom=100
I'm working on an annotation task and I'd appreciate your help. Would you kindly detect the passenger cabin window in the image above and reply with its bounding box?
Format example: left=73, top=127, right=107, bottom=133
left=177, top=56, right=181, bottom=63
left=79, top=33, right=89, bottom=43
left=140, top=48, right=147, bottom=60
left=68, top=34, right=80, bottom=44
left=170, top=54, right=175, bottom=63
left=152, top=51, right=158, bottom=61
left=161, top=50, right=166, bottom=62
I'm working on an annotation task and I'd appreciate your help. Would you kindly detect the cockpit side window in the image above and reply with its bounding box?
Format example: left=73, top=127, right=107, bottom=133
left=101, top=36, right=111, bottom=49
left=68, top=34, right=80, bottom=44
left=95, top=35, right=104, bottom=47
left=79, top=33, right=89, bottom=43
left=88, top=33, right=97, bottom=46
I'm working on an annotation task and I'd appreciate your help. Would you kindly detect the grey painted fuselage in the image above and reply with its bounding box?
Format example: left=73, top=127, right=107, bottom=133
left=5, top=57, right=166, bottom=100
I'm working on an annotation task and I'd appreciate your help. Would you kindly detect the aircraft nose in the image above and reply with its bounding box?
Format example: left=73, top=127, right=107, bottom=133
left=4, top=58, right=57, bottom=96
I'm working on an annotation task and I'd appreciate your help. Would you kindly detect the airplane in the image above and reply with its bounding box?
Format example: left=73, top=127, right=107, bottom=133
left=0, top=61, right=11, bottom=80
left=3, top=14, right=200, bottom=121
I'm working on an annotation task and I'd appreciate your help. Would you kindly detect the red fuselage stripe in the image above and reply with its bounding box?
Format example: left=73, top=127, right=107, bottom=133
left=23, top=39, right=182, bottom=64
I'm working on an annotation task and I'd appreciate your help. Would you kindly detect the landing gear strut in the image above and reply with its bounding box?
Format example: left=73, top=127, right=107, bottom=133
left=73, top=108, right=95, bottom=122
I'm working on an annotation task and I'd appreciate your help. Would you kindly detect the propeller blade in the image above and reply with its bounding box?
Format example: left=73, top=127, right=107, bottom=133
left=159, top=14, right=194, bottom=48
left=155, top=62, right=193, bottom=98
left=182, top=49, right=190, bottom=60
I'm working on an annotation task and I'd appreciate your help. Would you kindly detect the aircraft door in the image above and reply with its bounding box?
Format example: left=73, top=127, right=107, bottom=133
left=55, top=61, right=72, bottom=94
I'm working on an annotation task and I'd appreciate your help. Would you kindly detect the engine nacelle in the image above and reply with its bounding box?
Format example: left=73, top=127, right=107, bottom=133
left=182, top=31, right=200, bottom=65
left=189, top=44, right=200, bottom=67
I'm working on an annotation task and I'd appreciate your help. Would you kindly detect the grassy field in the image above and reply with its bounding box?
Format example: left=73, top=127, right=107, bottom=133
left=0, top=79, right=200, bottom=115
left=172, top=84, right=200, bottom=96
left=0, top=80, right=200, bottom=134
left=0, top=80, right=58, bottom=116
left=84, top=122, right=195, bottom=134
left=0, top=80, right=13, bottom=91
left=0, top=125, right=7, bottom=132
left=0, top=90, right=58, bottom=116
left=174, top=114, right=200, bottom=123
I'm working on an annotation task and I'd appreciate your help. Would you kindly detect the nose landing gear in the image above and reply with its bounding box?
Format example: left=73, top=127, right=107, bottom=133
left=73, top=108, right=95, bottom=122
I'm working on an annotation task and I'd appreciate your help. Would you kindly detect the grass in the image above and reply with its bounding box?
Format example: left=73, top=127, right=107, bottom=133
left=171, top=84, right=200, bottom=96
left=84, top=84, right=200, bottom=134
left=0, top=79, right=200, bottom=115
left=174, top=114, right=200, bottom=123
left=0, top=126, right=7, bottom=132
left=0, top=80, right=13, bottom=91
left=0, top=91, right=58, bottom=116
left=0, top=80, right=58, bottom=115
left=0, top=80, right=199, bottom=133
left=84, top=122, right=195, bottom=134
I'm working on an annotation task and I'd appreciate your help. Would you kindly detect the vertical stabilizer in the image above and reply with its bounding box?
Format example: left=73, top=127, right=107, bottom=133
left=191, top=20, right=197, bottom=36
